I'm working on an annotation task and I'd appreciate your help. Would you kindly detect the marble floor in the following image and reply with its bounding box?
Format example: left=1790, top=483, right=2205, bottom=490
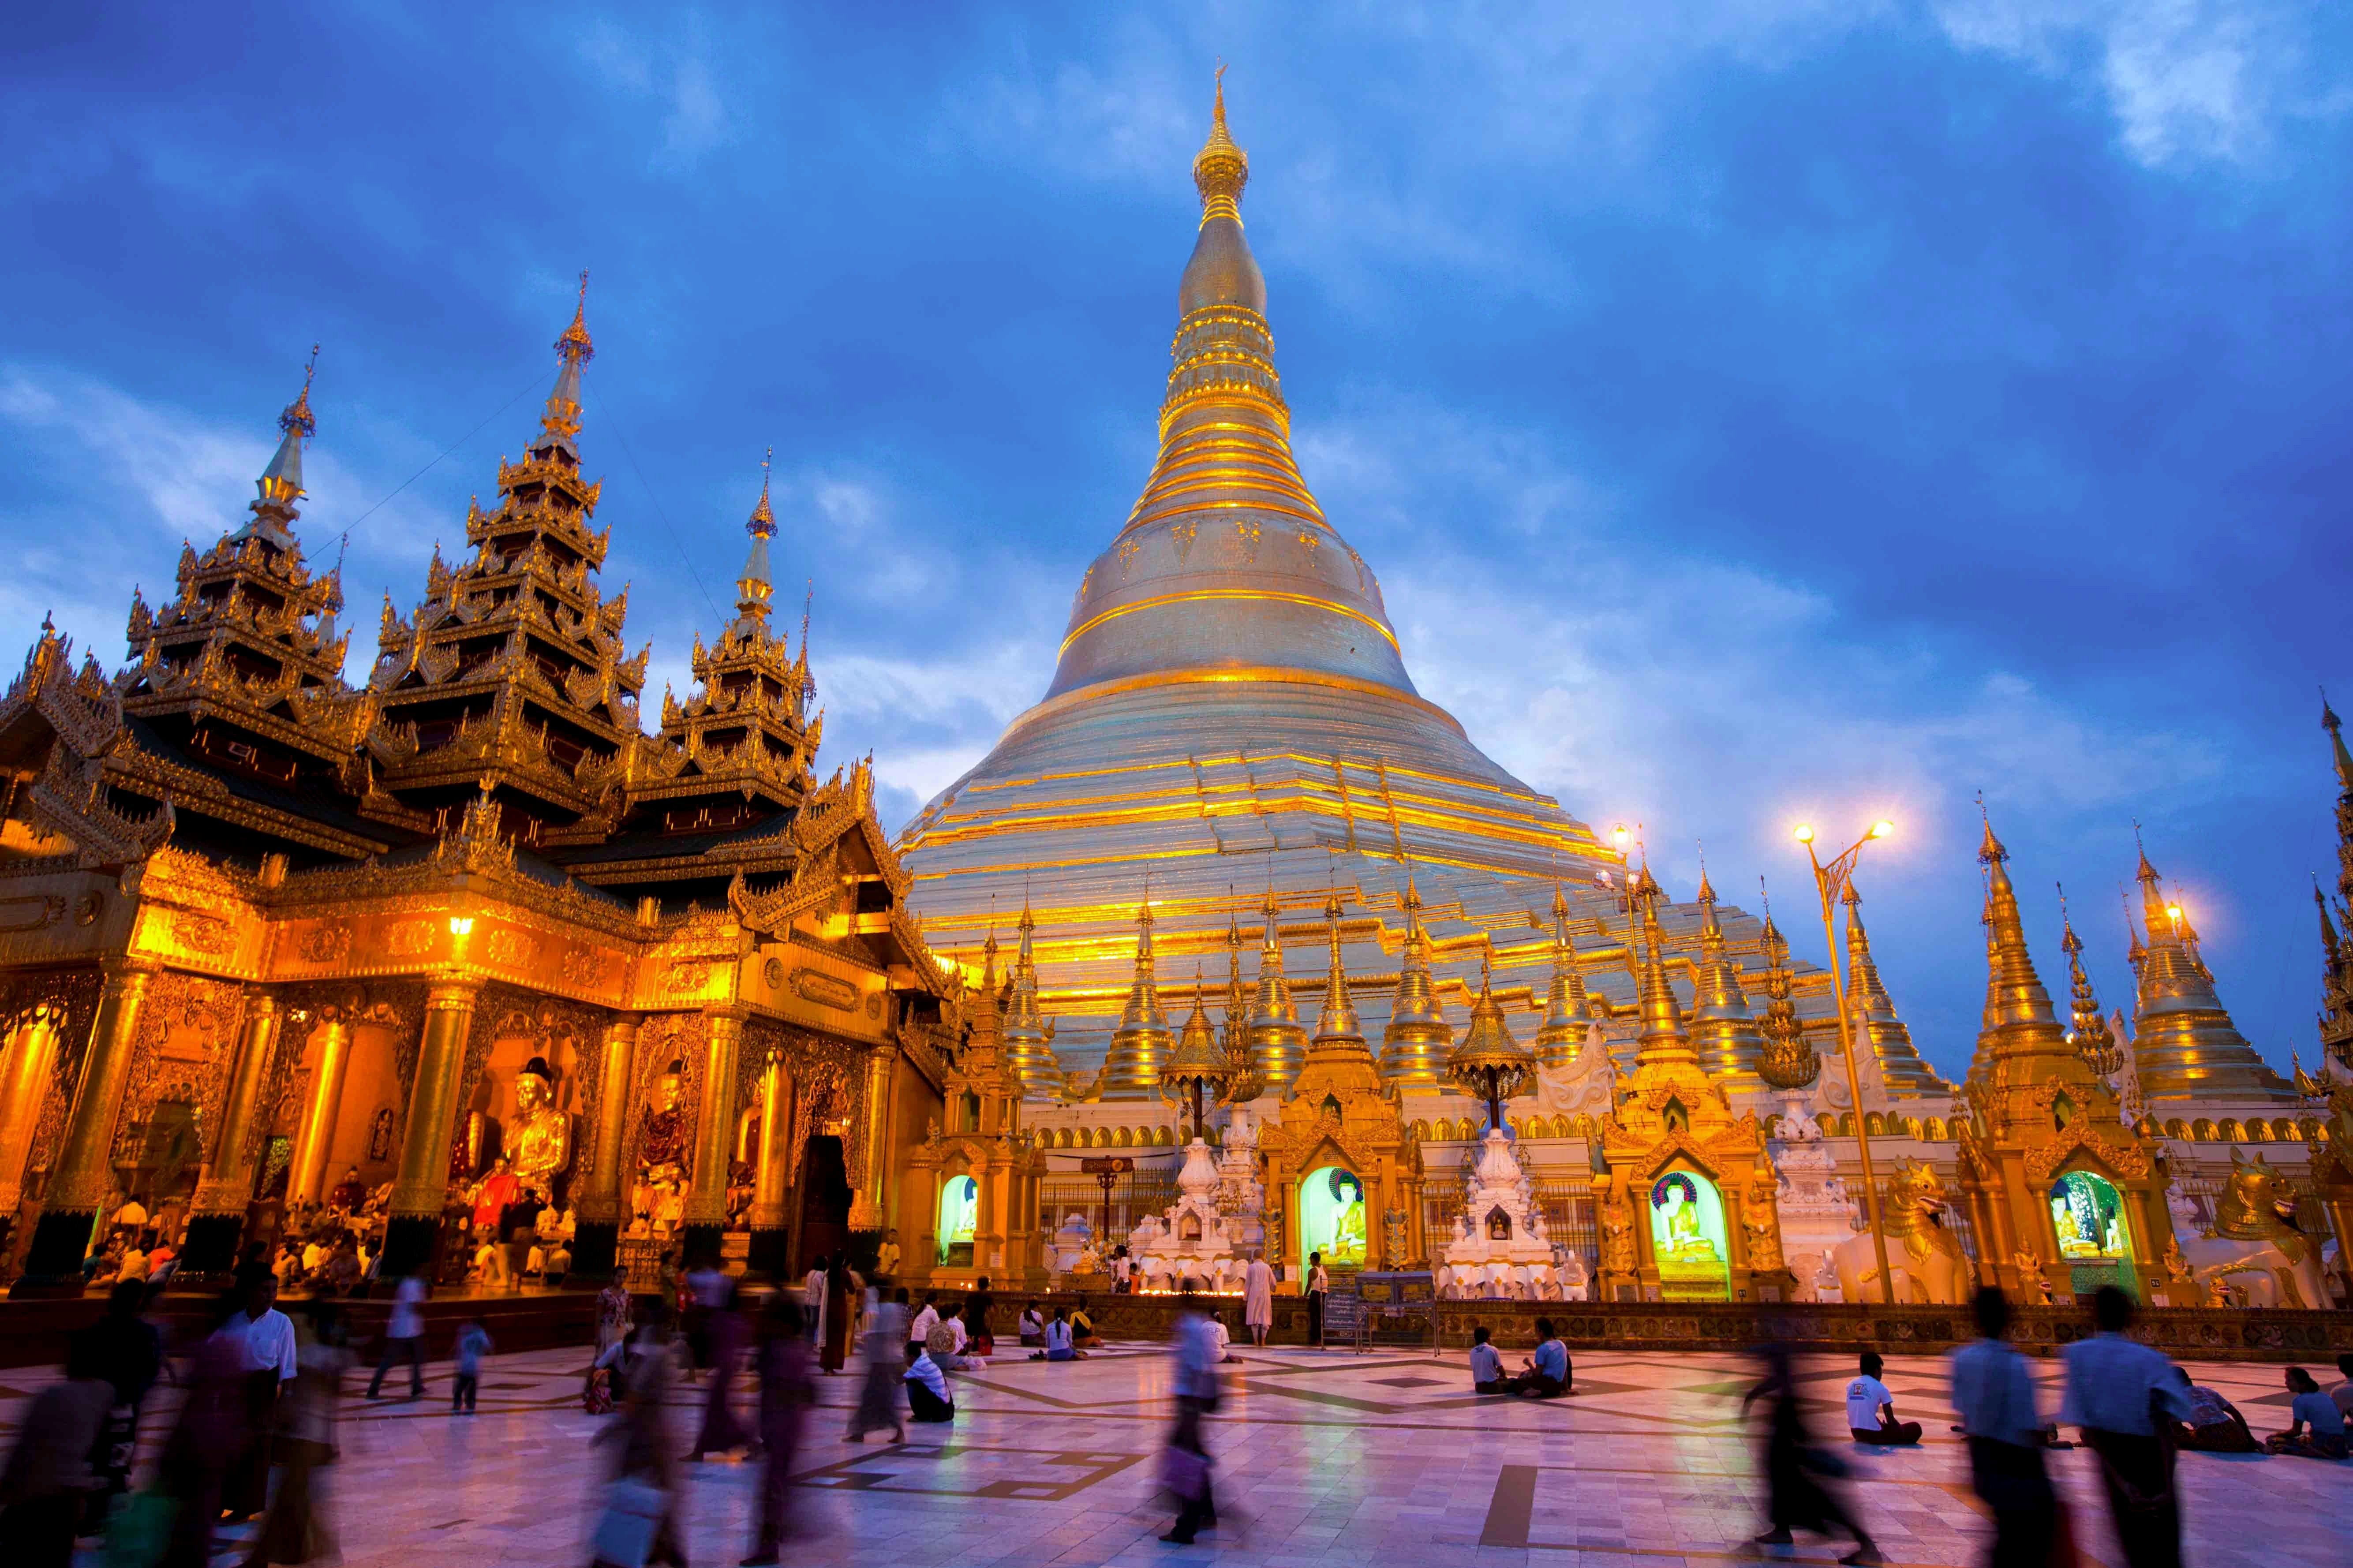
left=3, top=1336, right=2346, bottom=1567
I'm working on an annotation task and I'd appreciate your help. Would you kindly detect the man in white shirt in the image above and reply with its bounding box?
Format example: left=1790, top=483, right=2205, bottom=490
left=2059, top=1287, right=2189, bottom=1568
left=222, top=1266, right=299, bottom=1520
left=874, top=1229, right=901, bottom=1282
left=1845, top=1352, right=1920, bottom=1444
left=907, top=1295, right=939, bottom=1361
left=366, top=1272, right=429, bottom=1400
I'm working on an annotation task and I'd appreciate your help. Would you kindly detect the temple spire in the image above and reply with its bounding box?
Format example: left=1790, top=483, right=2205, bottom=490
left=1193, top=64, right=1249, bottom=224
left=535, top=269, right=593, bottom=461
left=2325, top=691, right=2353, bottom=796
left=1964, top=811, right=2076, bottom=1090
left=1842, top=882, right=1943, bottom=1093
left=243, top=345, right=319, bottom=541
left=2126, top=835, right=2293, bottom=1101
left=1000, top=894, right=1059, bottom=1098
left=1099, top=880, right=1174, bottom=1099
left=1754, top=881, right=1818, bottom=1091
left=732, top=448, right=777, bottom=635
left=1380, top=867, right=1452, bottom=1086
left=1531, top=880, right=1590, bottom=1068
left=2060, top=889, right=2123, bottom=1081
left=1687, top=866, right=1762, bottom=1085
left=1632, top=863, right=1695, bottom=1069
left=1244, top=881, right=1308, bottom=1094
left=1310, top=889, right=1367, bottom=1056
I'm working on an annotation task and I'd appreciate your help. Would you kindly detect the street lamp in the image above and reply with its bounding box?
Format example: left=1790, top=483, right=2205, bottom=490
left=1793, top=819, right=1898, bottom=1304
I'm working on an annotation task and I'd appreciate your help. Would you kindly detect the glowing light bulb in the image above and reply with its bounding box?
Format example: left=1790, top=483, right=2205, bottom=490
left=2166, top=903, right=2183, bottom=924
left=448, top=916, right=475, bottom=936
left=1793, top=824, right=1815, bottom=844
left=1870, top=820, right=1895, bottom=839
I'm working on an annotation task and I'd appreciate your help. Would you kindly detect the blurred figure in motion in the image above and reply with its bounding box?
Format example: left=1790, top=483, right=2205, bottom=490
left=687, top=1273, right=747, bottom=1460
left=2059, top=1287, right=2188, bottom=1568
left=741, top=1291, right=816, bottom=1566
left=243, top=1299, right=355, bottom=1566
left=847, top=1283, right=908, bottom=1444
left=1158, top=1281, right=1223, bottom=1546
left=75, top=1277, right=164, bottom=1530
left=0, top=1335, right=111, bottom=1566
left=592, top=1298, right=686, bottom=1568
left=224, top=1264, right=299, bottom=1523
left=160, top=1289, right=256, bottom=1568
left=1742, top=1341, right=1882, bottom=1566
left=1949, top=1288, right=2054, bottom=1568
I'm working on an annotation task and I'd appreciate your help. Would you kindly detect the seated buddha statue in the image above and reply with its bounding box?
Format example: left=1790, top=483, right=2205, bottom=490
left=507, top=1056, right=572, bottom=1204
left=634, top=1060, right=691, bottom=1229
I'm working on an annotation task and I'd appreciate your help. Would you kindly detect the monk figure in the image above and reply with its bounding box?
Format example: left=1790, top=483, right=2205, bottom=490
left=508, top=1055, right=573, bottom=1203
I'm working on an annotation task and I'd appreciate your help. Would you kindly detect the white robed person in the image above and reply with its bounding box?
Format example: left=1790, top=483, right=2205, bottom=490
left=1242, top=1254, right=1275, bottom=1348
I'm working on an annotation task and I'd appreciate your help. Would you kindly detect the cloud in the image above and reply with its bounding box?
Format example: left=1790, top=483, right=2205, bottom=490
left=577, top=17, right=735, bottom=170
left=1930, top=0, right=2333, bottom=167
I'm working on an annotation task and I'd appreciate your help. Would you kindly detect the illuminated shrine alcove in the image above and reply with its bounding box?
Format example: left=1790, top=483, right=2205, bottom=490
left=936, top=1173, right=978, bottom=1267
left=1299, top=1164, right=1366, bottom=1272
left=1649, top=1170, right=1729, bottom=1301
left=2049, top=1169, right=2134, bottom=1299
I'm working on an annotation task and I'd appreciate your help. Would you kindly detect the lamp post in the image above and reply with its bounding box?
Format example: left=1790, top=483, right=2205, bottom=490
left=1794, top=818, right=1897, bottom=1304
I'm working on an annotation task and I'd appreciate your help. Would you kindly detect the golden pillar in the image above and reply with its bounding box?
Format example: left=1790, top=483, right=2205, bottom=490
left=570, top=1013, right=639, bottom=1279
left=682, top=1007, right=744, bottom=1243
left=23, top=958, right=158, bottom=1281
left=181, top=991, right=285, bottom=1272
left=383, top=974, right=479, bottom=1277
left=748, top=1046, right=795, bottom=1276
left=849, top=1044, right=894, bottom=1231
left=286, top=1008, right=353, bottom=1207
left=0, top=1007, right=64, bottom=1215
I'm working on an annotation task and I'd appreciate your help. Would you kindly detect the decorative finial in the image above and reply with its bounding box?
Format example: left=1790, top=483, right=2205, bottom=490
left=1193, top=64, right=1249, bottom=222
left=281, top=343, right=320, bottom=437
left=557, top=269, right=594, bottom=365
left=2325, top=686, right=2341, bottom=735
left=748, top=446, right=774, bottom=538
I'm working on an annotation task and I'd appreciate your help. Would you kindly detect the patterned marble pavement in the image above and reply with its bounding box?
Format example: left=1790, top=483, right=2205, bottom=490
left=2, top=1336, right=2346, bottom=1567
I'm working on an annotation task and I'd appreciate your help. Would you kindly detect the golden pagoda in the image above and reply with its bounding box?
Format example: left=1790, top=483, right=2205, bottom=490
left=1100, top=891, right=1174, bottom=1100
left=1687, top=867, right=1765, bottom=1090
left=1530, top=881, right=1591, bottom=1069
left=1843, top=886, right=1948, bottom=1095
left=1954, top=817, right=2172, bottom=1304
left=2126, top=839, right=2298, bottom=1104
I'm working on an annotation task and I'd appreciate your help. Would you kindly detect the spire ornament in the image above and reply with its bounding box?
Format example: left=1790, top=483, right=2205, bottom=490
left=1754, top=881, right=1818, bottom=1091
left=1448, top=942, right=1534, bottom=1135
left=1688, top=860, right=1764, bottom=1086
left=1160, top=972, right=1235, bottom=1141
left=1532, top=880, right=1591, bottom=1068
left=1100, top=879, right=1175, bottom=1100
left=1380, top=867, right=1452, bottom=1085
left=1244, top=881, right=1307, bottom=1094
left=1193, top=64, right=1249, bottom=223
left=2059, top=886, right=2125, bottom=1081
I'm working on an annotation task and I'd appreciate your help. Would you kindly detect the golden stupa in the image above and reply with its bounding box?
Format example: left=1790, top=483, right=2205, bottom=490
left=899, top=84, right=1943, bottom=1108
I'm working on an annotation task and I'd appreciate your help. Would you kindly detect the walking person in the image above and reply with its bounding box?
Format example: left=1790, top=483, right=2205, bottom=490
left=1305, top=1251, right=1328, bottom=1349
left=224, top=1264, right=299, bottom=1523
left=158, top=1291, right=255, bottom=1568
left=741, top=1292, right=817, bottom=1566
left=2059, top=1286, right=2190, bottom=1568
left=1742, top=1342, right=1882, bottom=1566
left=242, top=1300, right=355, bottom=1566
left=1158, top=1282, right=1224, bottom=1545
left=1949, top=1288, right=2056, bottom=1568
left=0, top=1336, right=111, bottom=1567
left=1243, top=1252, right=1274, bottom=1348
left=592, top=1301, right=687, bottom=1568
left=802, top=1254, right=830, bottom=1357
left=364, top=1270, right=427, bottom=1401
left=687, top=1274, right=749, bottom=1459
left=73, top=1277, right=163, bottom=1531
left=847, top=1288, right=908, bottom=1443
left=450, top=1318, right=492, bottom=1415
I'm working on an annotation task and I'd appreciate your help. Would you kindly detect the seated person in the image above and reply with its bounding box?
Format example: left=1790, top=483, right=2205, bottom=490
left=544, top=1241, right=572, bottom=1286
left=2331, top=1352, right=2353, bottom=1422
left=1211, top=1312, right=1235, bottom=1363
left=1508, top=1319, right=1571, bottom=1397
left=1847, top=1352, right=1921, bottom=1445
left=904, top=1344, right=955, bottom=1424
left=1018, top=1303, right=1046, bottom=1347
left=907, top=1295, right=940, bottom=1363
left=1032, top=1307, right=1082, bottom=1362
left=2172, top=1366, right=2257, bottom=1452
left=940, top=1304, right=979, bottom=1369
left=1068, top=1301, right=1100, bottom=1350
left=1469, top=1326, right=1505, bottom=1395
left=2264, top=1366, right=2349, bottom=1460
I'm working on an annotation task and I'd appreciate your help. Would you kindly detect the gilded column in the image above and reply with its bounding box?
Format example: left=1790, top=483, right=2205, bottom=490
left=681, top=1006, right=744, bottom=1259
left=570, top=1013, right=639, bottom=1279
left=180, top=991, right=286, bottom=1274
left=747, top=1046, right=794, bottom=1277
left=285, top=1008, right=353, bottom=1208
left=382, top=974, right=479, bottom=1279
left=850, top=1044, right=894, bottom=1232
left=0, top=1007, right=64, bottom=1216
left=22, top=958, right=159, bottom=1283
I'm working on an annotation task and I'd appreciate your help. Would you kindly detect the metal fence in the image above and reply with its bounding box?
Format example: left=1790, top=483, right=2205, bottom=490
left=1422, top=1176, right=1598, bottom=1273
left=1039, top=1173, right=1178, bottom=1240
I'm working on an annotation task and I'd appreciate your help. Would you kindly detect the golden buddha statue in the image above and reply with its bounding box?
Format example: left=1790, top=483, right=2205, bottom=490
left=634, top=1059, right=691, bottom=1229
left=507, top=1055, right=572, bottom=1203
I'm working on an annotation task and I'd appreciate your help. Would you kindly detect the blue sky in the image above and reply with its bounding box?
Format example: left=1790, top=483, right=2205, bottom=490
left=4, top=2, right=2351, bottom=1084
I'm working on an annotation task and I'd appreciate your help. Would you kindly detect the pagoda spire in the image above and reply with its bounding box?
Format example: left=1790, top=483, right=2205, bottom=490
left=1220, top=898, right=1259, bottom=1096
left=1309, top=889, right=1369, bottom=1059
left=2127, top=836, right=2293, bottom=1101
left=1965, top=813, right=2074, bottom=1088
left=1531, top=880, right=1590, bottom=1068
left=1754, top=882, right=1818, bottom=1092
left=1687, top=862, right=1763, bottom=1086
left=2325, top=691, right=2353, bottom=797
left=243, top=344, right=318, bottom=542
left=1244, top=881, right=1308, bottom=1094
left=1380, top=867, right=1452, bottom=1086
left=1632, top=864, right=1696, bottom=1069
left=1100, top=880, right=1174, bottom=1100
left=536, top=269, right=593, bottom=461
left=2060, top=890, right=2124, bottom=1081
left=731, top=447, right=777, bottom=636
left=1000, top=894, right=1060, bottom=1098
left=2318, top=701, right=2353, bottom=1076
left=1842, top=883, right=1944, bottom=1094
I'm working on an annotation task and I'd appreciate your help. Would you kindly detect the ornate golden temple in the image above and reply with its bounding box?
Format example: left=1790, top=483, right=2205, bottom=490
left=0, top=85, right=2344, bottom=1314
